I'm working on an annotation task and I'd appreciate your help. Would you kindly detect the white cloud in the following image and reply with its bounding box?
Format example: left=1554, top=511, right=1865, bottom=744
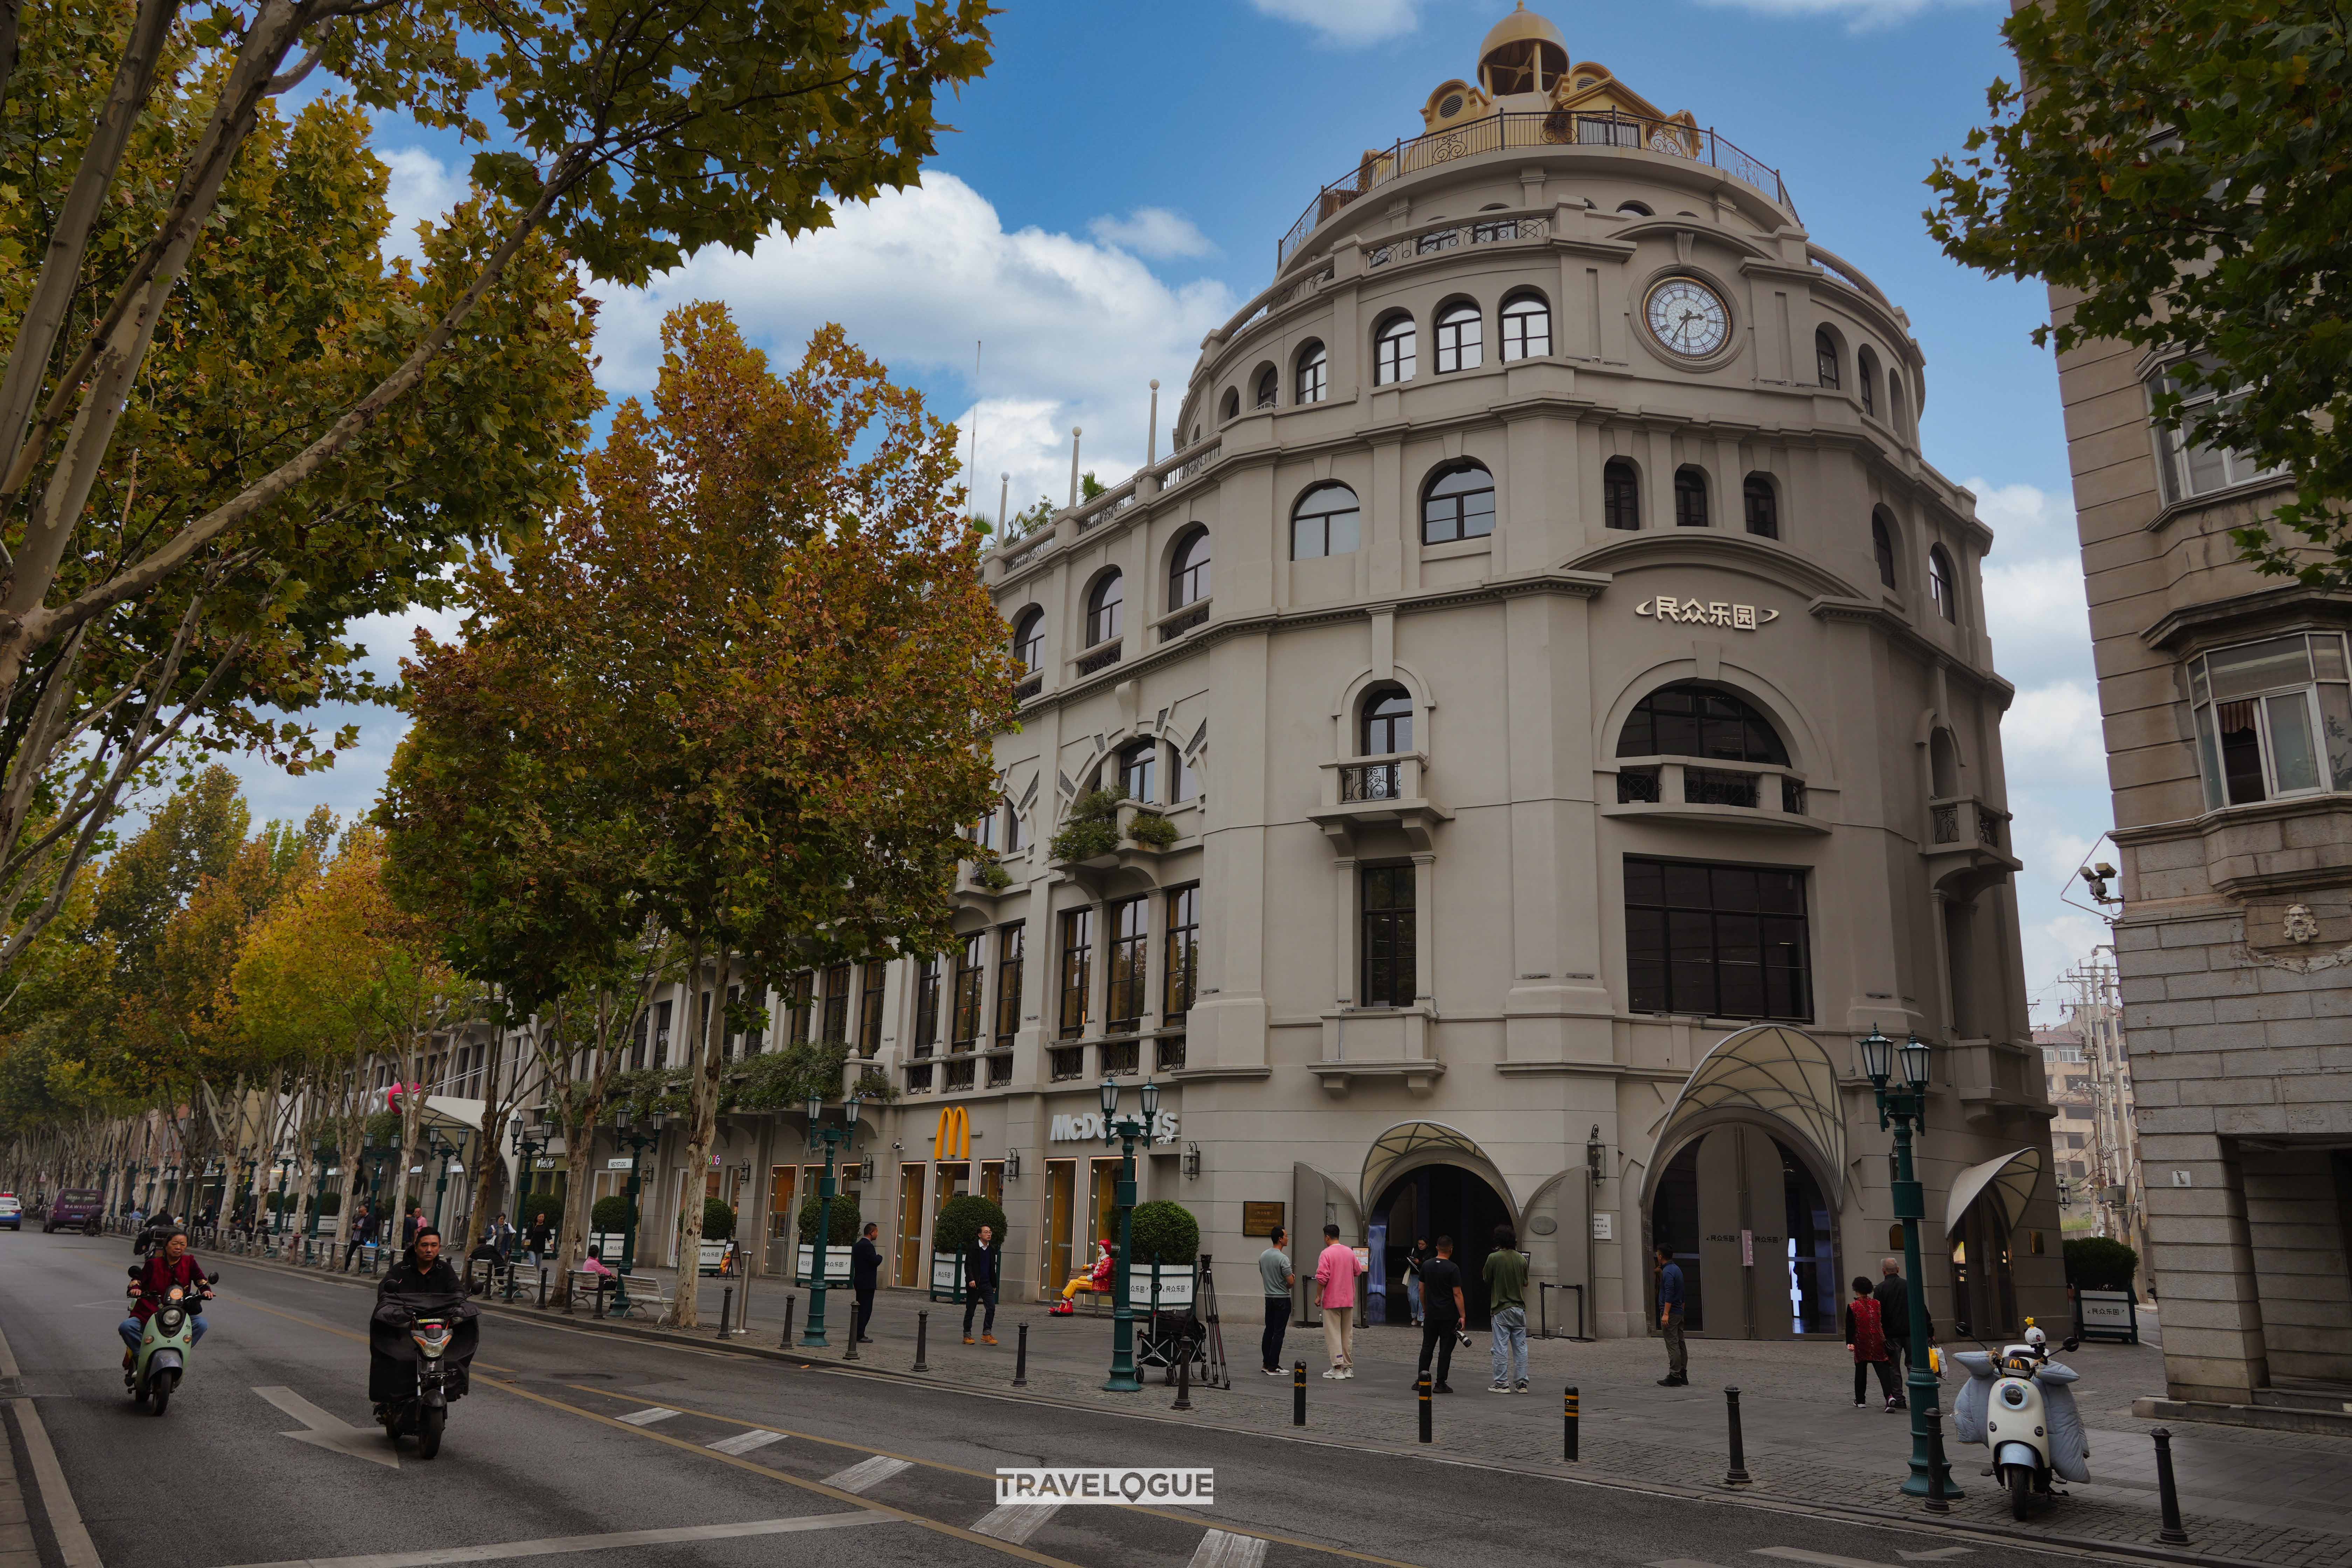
left=590, top=172, right=1238, bottom=520
left=1248, top=0, right=1423, bottom=45
left=1088, top=208, right=1218, bottom=261
left=1982, top=555, right=2093, bottom=676
left=378, top=145, right=466, bottom=267
left=1967, top=477, right=2077, bottom=558
left=2022, top=910, right=2113, bottom=1024
left=1692, top=0, right=1988, bottom=28
left=2001, top=681, right=2108, bottom=789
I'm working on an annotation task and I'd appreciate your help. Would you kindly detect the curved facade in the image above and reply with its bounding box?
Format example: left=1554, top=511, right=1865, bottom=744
left=832, top=13, right=2066, bottom=1341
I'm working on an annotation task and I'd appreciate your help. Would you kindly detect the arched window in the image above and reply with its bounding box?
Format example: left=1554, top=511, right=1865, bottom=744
left=1618, top=683, right=1790, bottom=765
left=1858, top=347, right=1879, bottom=417
left=1374, top=315, right=1417, bottom=385
left=1930, top=728, right=1961, bottom=798
left=1617, top=201, right=1653, bottom=217
left=1871, top=507, right=1898, bottom=589
left=1888, top=375, right=1907, bottom=436
left=1012, top=608, right=1044, bottom=673
left=1168, top=527, right=1210, bottom=609
left=1604, top=458, right=1641, bottom=531
left=1421, top=461, right=1495, bottom=544
left=1219, top=388, right=1240, bottom=422
left=1362, top=685, right=1413, bottom=755
left=1742, top=474, right=1779, bottom=539
left=1814, top=328, right=1841, bottom=390
left=1255, top=365, right=1279, bottom=410
left=1674, top=465, right=1709, bottom=528
left=1500, top=292, right=1551, bottom=360
left=1085, top=571, right=1123, bottom=645
left=1929, top=545, right=1957, bottom=622
left=1291, top=482, right=1361, bottom=560
left=1296, top=341, right=1328, bottom=405
left=1434, top=301, right=1482, bottom=374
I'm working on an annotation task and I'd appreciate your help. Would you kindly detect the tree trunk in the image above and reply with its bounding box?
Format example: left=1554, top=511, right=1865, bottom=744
left=668, top=941, right=729, bottom=1328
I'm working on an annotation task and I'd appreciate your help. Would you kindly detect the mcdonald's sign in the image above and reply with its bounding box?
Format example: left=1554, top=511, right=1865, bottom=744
left=933, top=1105, right=971, bottom=1161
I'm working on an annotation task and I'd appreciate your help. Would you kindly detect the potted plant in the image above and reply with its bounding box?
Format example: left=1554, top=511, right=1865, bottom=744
left=1049, top=789, right=1122, bottom=865
left=1126, top=1199, right=1202, bottom=1313
left=795, top=1192, right=862, bottom=1286
left=930, top=1193, right=1009, bottom=1302
left=1125, top=810, right=1178, bottom=849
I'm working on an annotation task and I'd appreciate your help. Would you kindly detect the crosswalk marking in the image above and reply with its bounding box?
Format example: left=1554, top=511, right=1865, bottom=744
left=972, top=1503, right=1062, bottom=1545
left=1897, top=1550, right=1974, bottom=1562
left=1759, top=1550, right=1914, bottom=1568
left=615, top=1407, right=679, bottom=1427
left=823, top=1455, right=913, bottom=1494
left=1189, top=1530, right=1270, bottom=1568
left=706, top=1428, right=784, bottom=1456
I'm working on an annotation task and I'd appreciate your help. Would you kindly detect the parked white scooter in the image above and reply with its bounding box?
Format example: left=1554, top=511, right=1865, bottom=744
left=1952, top=1320, right=2090, bottom=1519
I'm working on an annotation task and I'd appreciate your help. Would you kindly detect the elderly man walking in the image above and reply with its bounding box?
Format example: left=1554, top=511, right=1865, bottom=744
left=1874, top=1256, right=1913, bottom=1383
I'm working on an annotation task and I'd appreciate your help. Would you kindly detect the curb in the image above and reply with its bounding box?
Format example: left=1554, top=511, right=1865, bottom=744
left=222, top=1249, right=2287, bottom=1568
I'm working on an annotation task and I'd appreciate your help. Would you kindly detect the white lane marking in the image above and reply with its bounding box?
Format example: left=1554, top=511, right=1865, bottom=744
left=972, top=1502, right=1062, bottom=1545
left=614, top=1405, right=679, bottom=1426
left=212, top=1510, right=891, bottom=1568
left=1760, top=1551, right=1917, bottom=1568
left=706, top=1428, right=784, bottom=1455
left=1190, top=1529, right=1271, bottom=1568
left=822, top=1455, right=912, bottom=1494
left=254, top=1385, right=403, bottom=1470
left=1898, top=1550, right=1975, bottom=1562
left=10, top=1397, right=102, bottom=1568
left=1649, top=1560, right=1726, bottom=1568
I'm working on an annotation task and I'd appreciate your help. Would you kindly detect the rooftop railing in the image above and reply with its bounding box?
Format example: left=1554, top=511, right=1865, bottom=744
left=1276, top=109, right=1791, bottom=270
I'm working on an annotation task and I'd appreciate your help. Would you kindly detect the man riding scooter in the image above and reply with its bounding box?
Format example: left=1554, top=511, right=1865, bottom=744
left=121, top=1227, right=212, bottom=1381
left=370, top=1226, right=478, bottom=1453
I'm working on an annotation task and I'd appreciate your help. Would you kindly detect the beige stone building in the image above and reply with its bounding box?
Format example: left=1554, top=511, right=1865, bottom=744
left=2047, top=192, right=2352, bottom=1400
left=526, top=10, right=2070, bottom=1349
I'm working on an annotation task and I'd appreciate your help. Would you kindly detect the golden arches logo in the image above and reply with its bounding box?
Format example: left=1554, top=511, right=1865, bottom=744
left=934, top=1105, right=970, bottom=1161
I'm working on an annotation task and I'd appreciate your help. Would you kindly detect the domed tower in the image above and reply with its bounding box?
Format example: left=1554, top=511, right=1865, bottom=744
left=959, top=9, right=2061, bottom=1348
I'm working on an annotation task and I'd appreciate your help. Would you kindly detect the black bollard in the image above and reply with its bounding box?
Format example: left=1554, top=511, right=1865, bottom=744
left=1012, top=1322, right=1028, bottom=1387
left=1565, top=1385, right=1580, bottom=1463
left=2153, top=1428, right=2190, bottom=1544
left=913, top=1310, right=930, bottom=1372
left=538, top=1266, right=548, bottom=1308
left=718, top=1286, right=733, bottom=1339
left=1417, top=1373, right=1432, bottom=1444
left=1174, top=1350, right=1193, bottom=1411
left=781, top=1294, right=796, bottom=1350
left=1723, top=1386, right=1751, bottom=1486
left=1925, top=1399, right=1950, bottom=1514
left=1293, top=1361, right=1307, bottom=1426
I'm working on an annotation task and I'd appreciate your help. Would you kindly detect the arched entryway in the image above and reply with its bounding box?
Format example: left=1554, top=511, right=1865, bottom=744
left=1946, top=1147, right=2040, bottom=1339
left=1651, top=1125, right=1838, bottom=1338
left=1369, top=1164, right=1515, bottom=1327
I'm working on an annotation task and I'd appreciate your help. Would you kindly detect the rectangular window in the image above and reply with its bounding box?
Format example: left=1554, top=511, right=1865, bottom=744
left=951, top=933, right=985, bottom=1051
left=1360, top=865, right=1417, bottom=1008
left=821, top=963, right=851, bottom=1044
left=786, top=972, right=814, bottom=1045
left=1059, top=907, right=1093, bottom=1039
left=1603, top=462, right=1640, bottom=531
left=1164, top=885, right=1200, bottom=1023
left=1624, top=857, right=1812, bottom=1022
left=2189, top=632, right=2352, bottom=808
left=652, top=999, right=672, bottom=1068
left=2150, top=361, right=2286, bottom=504
left=913, top=958, right=942, bottom=1057
left=1003, top=800, right=1023, bottom=853
left=1120, top=747, right=1156, bottom=803
left=995, top=923, right=1024, bottom=1050
left=857, top=961, right=886, bottom=1058
left=1106, top=896, right=1148, bottom=1034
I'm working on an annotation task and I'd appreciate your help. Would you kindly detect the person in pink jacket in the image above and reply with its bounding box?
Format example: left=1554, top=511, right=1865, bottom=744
left=1313, top=1223, right=1365, bottom=1379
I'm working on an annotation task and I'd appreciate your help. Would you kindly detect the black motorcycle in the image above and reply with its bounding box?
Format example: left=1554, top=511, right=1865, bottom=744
left=370, top=1290, right=477, bottom=1460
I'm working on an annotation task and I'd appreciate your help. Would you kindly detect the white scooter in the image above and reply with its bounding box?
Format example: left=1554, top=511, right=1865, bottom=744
left=1952, top=1320, right=2089, bottom=1519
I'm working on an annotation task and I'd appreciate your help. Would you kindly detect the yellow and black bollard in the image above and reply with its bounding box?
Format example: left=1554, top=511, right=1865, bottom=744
left=1564, top=1385, right=1580, bottom=1462
left=1417, top=1373, right=1432, bottom=1443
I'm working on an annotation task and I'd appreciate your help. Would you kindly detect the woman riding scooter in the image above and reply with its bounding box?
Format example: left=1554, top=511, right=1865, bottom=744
left=121, top=1228, right=211, bottom=1380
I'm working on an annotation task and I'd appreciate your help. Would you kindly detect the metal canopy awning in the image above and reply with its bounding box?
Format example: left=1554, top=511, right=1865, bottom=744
left=1359, top=1120, right=1508, bottom=1214
left=1945, top=1146, right=2043, bottom=1238
left=1653, top=1024, right=1847, bottom=1183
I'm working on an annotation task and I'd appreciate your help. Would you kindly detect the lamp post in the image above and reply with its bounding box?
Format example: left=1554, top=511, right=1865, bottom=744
left=1099, top=1075, right=1169, bottom=1393
left=270, top=1154, right=295, bottom=1235
left=426, top=1130, right=463, bottom=1237
left=1860, top=1026, right=1961, bottom=1499
left=511, top=1107, right=551, bottom=1219
left=306, top=1141, right=337, bottom=1238
left=801, top=1092, right=862, bottom=1348
left=608, top=1107, right=666, bottom=1317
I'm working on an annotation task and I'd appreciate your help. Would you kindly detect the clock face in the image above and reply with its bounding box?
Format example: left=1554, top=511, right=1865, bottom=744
left=1646, top=278, right=1731, bottom=359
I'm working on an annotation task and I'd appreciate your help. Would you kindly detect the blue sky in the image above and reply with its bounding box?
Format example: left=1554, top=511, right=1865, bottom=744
left=232, top=0, right=2114, bottom=1022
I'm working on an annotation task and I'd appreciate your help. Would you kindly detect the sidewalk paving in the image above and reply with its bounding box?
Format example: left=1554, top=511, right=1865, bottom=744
left=394, top=1255, right=2352, bottom=1567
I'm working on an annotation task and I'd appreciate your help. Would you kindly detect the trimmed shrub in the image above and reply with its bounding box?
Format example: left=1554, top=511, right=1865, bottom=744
left=315, top=1191, right=341, bottom=1216
left=702, top=1197, right=738, bottom=1242
left=797, top=1193, right=863, bottom=1245
left=2064, top=1236, right=2138, bottom=1292
left=934, top=1194, right=1008, bottom=1254
left=591, top=1195, right=634, bottom=1234
left=1128, top=1200, right=1200, bottom=1266
left=1126, top=811, right=1178, bottom=849
left=515, top=1192, right=565, bottom=1235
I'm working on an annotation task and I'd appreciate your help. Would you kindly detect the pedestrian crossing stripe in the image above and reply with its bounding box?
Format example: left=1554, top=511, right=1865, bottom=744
left=971, top=1503, right=1061, bottom=1545
left=1190, top=1530, right=1270, bottom=1568
left=615, top=1407, right=679, bottom=1426
left=822, top=1455, right=913, bottom=1494
left=706, top=1429, right=784, bottom=1456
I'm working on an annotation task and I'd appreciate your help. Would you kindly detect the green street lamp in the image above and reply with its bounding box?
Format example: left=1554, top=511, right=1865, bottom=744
left=143, top=1162, right=161, bottom=1215
left=427, top=1131, right=463, bottom=1236
left=1098, top=1075, right=1168, bottom=1393
left=306, top=1140, right=337, bottom=1238
left=510, top=1106, right=551, bottom=1217
left=800, top=1092, right=862, bottom=1348
left=270, top=1154, right=295, bottom=1235
left=1859, top=1025, right=1961, bottom=1500
left=607, top=1107, right=666, bottom=1317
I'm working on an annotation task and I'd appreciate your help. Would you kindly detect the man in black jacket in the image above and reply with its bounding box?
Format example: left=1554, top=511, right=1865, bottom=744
left=370, top=1228, right=478, bottom=1410
left=850, top=1222, right=881, bottom=1344
left=1875, top=1257, right=1912, bottom=1371
left=962, top=1224, right=1001, bottom=1345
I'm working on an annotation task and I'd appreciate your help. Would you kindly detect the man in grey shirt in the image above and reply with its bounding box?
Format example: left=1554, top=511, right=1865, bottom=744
left=1258, top=1227, right=1294, bottom=1376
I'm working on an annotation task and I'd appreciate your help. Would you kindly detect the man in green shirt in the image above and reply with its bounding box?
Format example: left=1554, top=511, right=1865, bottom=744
left=1257, top=1226, right=1294, bottom=1376
left=1483, top=1225, right=1530, bottom=1393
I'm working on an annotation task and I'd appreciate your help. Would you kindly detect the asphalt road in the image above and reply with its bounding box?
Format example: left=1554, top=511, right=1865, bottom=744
left=1, top=1231, right=2123, bottom=1568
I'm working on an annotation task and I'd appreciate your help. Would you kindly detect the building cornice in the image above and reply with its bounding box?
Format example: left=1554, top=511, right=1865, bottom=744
left=2138, top=582, right=2352, bottom=654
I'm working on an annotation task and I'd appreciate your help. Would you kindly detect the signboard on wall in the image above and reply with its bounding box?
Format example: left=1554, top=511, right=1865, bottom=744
left=1591, top=1211, right=1614, bottom=1242
left=1243, top=1201, right=1285, bottom=1238
left=1049, top=1111, right=1178, bottom=1143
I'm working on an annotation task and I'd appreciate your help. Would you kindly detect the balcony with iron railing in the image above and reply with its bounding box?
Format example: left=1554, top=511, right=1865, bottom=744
left=1922, top=795, right=2022, bottom=896
left=1310, top=751, right=1452, bottom=852
left=1605, top=759, right=1822, bottom=832
left=986, top=431, right=1227, bottom=583
left=1276, top=108, right=1792, bottom=271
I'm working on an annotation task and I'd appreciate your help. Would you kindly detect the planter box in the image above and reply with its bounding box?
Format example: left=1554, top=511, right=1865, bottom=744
left=794, top=1243, right=853, bottom=1286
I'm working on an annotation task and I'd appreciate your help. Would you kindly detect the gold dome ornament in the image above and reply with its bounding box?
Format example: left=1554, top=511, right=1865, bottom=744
left=1478, top=4, right=1569, bottom=100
